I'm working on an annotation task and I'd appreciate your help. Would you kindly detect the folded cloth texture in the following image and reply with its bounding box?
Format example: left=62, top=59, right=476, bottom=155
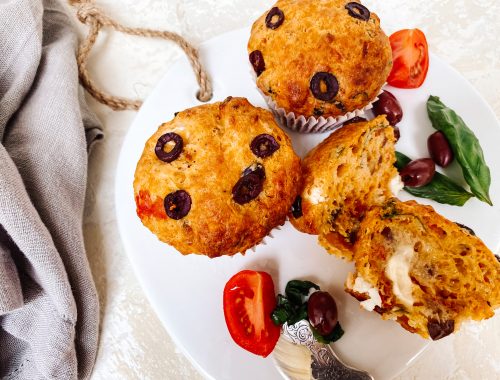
left=0, top=0, right=102, bottom=379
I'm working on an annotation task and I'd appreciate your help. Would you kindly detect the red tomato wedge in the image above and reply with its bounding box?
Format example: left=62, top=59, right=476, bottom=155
left=223, top=270, right=280, bottom=357
left=387, top=29, right=429, bottom=89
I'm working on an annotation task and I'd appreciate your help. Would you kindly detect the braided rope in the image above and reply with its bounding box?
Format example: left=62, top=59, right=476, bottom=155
left=70, top=0, right=212, bottom=111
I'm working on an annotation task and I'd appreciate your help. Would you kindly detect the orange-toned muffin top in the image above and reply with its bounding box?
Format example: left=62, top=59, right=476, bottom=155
left=248, top=0, right=392, bottom=118
left=133, top=97, right=301, bottom=258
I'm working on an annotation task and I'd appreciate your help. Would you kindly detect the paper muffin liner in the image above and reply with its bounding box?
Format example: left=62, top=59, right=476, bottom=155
left=248, top=58, right=385, bottom=133
left=264, top=90, right=382, bottom=134
left=249, top=223, right=282, bottom=253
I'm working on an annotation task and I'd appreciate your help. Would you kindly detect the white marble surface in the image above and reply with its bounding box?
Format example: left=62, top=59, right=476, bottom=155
left=72, top=0, right=500, bottom=379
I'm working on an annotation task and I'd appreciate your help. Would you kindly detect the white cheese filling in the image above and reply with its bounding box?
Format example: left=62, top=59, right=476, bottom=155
left=307, top=186, right=326, bottom=205
left=385, top=244, right=415, bottom=307
left=389, top=174, right=404, bottom=196
left=352, top=276, right=382, bottom=311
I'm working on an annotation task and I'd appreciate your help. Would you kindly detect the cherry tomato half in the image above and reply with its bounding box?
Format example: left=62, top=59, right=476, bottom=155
left=387, top=29, right=429, bottom=89
left=223, top=270, right=280, bottom=357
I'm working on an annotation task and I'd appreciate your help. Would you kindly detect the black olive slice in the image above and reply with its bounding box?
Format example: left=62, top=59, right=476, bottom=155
left=291, top=196, right=303, bottom=218
left=345, top=2, right=371, bottom=21
left=155, top=132, right=183, bottom=163
left=427, top=319, right=454, bottom=341
left=455, top=222, right=475, bottom=236
left=242, top=163, right=266, bottom=179
left=393, top=126, right=401, bottom=141
left=233, top=165, right=266, bottom=205
left=232, top=174, right=264, bottom=205
left=313, top=108, right=324, bottom=117
left=250, top=134, right=280, bottom=158
left=342, top=116, right=367, bottom=126
left=164, top=190, right=192, bottom=220
left=249, top=50, right=265, bottom=77
left=265, top=7, right=285, bottom=29
left=310, top=72, right=339, bottom=101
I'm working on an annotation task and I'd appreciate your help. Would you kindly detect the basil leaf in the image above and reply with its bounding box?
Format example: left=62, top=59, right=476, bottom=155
left=271, top=307, right=289, bottom=326
left=395, top=151, right=411, bottom=169
left=427, top=96, right=492, bottom=205
left=310, top=322, right=345, bottom=344
left=271, top=294, right=310, bottom=326
left=395, top=152, right=473, bottom=206
left=285, top=280, right=320, bottom=306
left=287, top=303, right=308, bottom=326
left=271, top=295, right=295, bottom=325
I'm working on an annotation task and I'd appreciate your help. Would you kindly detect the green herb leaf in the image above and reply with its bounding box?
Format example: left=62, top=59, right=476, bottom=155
left=288, top=303, right=309, bottom=326
left=310, top=322, right=345, bottom=344
left=285, top=280, right=320, bottom=306
left=427, top=96, right=492, bottom=205
left=271, top=295, right=295, bottom=326
left=381, top=199, right=400, bottom=219
left=395, top=151, right=411, bottom=169
left=395, top=151, right=473, bottom=206
left=272, top=280, right=320, bottom=327
left=271, top=296, right=309, bottom=326
left=270, top=308, right=289, bottom=326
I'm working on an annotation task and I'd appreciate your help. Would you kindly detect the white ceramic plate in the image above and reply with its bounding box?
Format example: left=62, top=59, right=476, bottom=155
left=115, top=27, right=500, bottom=380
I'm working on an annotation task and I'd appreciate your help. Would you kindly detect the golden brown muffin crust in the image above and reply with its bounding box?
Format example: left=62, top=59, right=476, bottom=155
left=248, top=0, right=392, bottom=118
left=134, top=97, right=301, bottom=258
left=289, top=116, right=398, bottom=260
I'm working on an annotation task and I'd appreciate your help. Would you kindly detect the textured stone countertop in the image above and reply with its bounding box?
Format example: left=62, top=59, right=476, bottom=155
left=76, top=0, right=500, bottom=379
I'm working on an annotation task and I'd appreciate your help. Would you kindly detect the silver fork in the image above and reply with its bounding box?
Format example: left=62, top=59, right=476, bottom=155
left=282, top=320, right=374, bottom=380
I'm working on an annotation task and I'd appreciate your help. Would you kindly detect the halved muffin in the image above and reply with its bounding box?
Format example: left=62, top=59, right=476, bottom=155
left=289, top=115, right=401, bottom=260
left=346, top=199, right=500, bottom=340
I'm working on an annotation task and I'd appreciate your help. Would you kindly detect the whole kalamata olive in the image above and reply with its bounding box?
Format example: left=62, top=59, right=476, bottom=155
left=428, top=131, right=454, bottom=167
left=399, top=158, right=436, bottom=187
left=372, top=90, right=403, bottom=126
left=307, top=291, right=338, bottom=336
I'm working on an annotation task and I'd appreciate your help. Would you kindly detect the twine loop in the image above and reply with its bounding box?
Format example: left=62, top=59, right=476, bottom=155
left=76, top=3, right=101, bottom=25
left=70, top=0, right=213, bottom=111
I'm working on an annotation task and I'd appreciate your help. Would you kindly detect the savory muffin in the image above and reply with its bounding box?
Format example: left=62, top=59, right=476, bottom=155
left=247, top=0, right=392, bottom=130
left=289, top=116, right=400, bottom=260
left=134, top=97, right=301, bottom=258
left=346, top=199, right=500, bottom=340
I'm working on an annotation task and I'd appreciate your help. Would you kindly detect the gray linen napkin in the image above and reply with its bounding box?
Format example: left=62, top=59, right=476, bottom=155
left=0, top=0, right=101, bottom=378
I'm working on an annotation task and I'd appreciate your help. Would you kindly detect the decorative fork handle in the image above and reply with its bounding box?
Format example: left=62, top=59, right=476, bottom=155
left=282, top=321, right=374, bottom=380
left=308, top=340, right=373, bottom=380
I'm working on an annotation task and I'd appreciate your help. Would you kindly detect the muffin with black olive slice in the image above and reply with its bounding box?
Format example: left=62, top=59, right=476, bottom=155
left=134, top=97, right=301, bottom=258
left=248, top=0, right=392, bottom=133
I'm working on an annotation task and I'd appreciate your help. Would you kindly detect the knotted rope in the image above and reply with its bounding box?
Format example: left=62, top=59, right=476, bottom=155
left=70, top=0, right=213, bottom=111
